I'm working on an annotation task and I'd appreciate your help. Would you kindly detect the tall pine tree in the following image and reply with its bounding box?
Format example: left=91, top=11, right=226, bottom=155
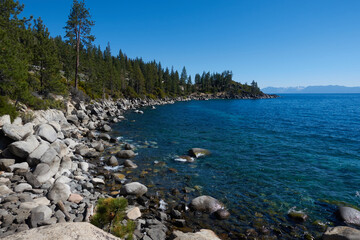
left=64, top=0, right=94, bottom=90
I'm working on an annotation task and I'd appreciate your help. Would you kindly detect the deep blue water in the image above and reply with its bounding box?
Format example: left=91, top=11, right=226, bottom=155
left=112, top=94, right=360, bottom=237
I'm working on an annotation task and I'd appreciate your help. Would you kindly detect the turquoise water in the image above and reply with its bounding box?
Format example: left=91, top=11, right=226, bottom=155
left=112, top=94, right=360, bottom=238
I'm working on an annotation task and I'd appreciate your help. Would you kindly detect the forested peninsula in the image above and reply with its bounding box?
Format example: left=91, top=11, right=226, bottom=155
left=1, top=0, right=275, bottom=119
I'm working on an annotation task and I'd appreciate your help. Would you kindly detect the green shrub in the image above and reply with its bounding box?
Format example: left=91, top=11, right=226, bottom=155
left=91, top=197, right=135, bottom=240
left=0, top=96, right=18, bottom=121
left=20, top=112, right=35, bottom=124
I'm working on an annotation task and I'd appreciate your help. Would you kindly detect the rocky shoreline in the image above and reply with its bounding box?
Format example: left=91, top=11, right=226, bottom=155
left=0, top=97, right=232, bottom=240
left=1, top=95, right=359, bottom=240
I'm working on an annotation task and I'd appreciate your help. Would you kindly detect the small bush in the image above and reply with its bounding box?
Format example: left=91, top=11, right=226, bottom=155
left=91, top=197, right=135, bottom=240
left=0, top=96, right=18, bottom=121
left=20, top=112, right=35, bottom=124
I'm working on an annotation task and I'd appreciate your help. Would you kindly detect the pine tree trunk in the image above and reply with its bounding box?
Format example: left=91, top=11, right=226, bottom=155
left=75, top=24, right=80, bottom=90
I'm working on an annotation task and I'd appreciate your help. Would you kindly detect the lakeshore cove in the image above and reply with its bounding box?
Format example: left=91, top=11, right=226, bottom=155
left=0, top=94, right=360, bottom=239
left=109, top=94, right=360, bottom=239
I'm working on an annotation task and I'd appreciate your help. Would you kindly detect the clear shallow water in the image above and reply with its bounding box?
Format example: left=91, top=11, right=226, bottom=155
left=112, top=94, right=360, bottom=238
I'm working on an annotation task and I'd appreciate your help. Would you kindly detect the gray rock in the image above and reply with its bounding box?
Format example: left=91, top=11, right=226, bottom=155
left=66, top=115, right=79, bottom=124
left=188, top=148, right=211, bottom=158
left=40, top=147, right=58, bottom=164
left=0, top=185, right=13, bottom=196
left=323, top=226, right=360, bottom=240
left=0, top=114, right=11, bottom=127
left=91, top=141, right=104, bottom=152
left=123, top=182, right=147, bottom=196
left=173, top=229, right=221, bottom=240
left=79, top=162, right=89, bottom=172
left=338, top=206, right=360, bottom=226
left=48, top=121, right=61, bottom=132
left=47, top=182, right=71, bottom=202
left=8, top=135, right=39, bottom=158
left=124, top=159, right=137, bottom=168
left=30, top=205, right=52, bottom=228
left=60, top=156, right=72, bottom=170
left=27, top=141, right=50, bottom=166
left=103, top=124, right=111, bottom=132
left=77, top=110, right=88, bottom=120
left=107, top=156, right=118, bottom=166
left=116, top=150, right=136, bottom=159
left=2, top=222, right=121, bottom=240
left=147, top=228, right=166, bottom=240
left=124, top=143, right=135, bottom=150
left=35, top=124, right=58, bottom=143
left=88, top=122, right=96, bottom=130
left=190, top=195, right=224, bottom=213
left=33, top=156, right=60, bottom=183
left=25, top=172, right=41, bottom=188
left=214, top=209, right=230, bottom=219
left=0, top=158, right=15, bottom=171
left=14, top=183, right=32, bottom=192
left=8, top=162, right=29, bottom=172
left=99, top=133, right=111, bottom=141
left=2, top=123, right=34, bottom=141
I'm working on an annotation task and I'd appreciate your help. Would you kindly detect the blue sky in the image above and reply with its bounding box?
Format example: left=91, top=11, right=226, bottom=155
left=21, top=0, right=360, bottom=88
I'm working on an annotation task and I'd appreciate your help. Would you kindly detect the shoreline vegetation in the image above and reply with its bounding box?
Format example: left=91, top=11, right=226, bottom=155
left=1, top=0, right=276, bottom=121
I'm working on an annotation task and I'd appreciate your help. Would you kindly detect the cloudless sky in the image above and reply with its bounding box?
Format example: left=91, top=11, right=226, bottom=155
left=21, top=0, right=360, bottom=88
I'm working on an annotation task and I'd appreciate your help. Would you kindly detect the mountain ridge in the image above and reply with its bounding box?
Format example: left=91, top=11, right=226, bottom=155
left=262, top=85, right=360, bottom=94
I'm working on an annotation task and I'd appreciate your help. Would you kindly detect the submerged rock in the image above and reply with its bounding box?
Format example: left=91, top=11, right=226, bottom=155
left=116, top=150, right=136, bottom=159
left=175, top=155, right=194, bottom=162
left=190, top=195, right=224, bottom=214
left=188, top=148, right=211, bottom=158
left=124, top=159, right=137, bottom=168
left=288, top=208, right=308, bottom=222
left=323, top=226, right=360, bottom=240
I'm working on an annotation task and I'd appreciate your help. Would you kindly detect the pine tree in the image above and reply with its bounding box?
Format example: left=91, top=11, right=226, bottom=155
left=64, top=0, right=94, bottom=89
left=32, top=17, right=64, bottom=94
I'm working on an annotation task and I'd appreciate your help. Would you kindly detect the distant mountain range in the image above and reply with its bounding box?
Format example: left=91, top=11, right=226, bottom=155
left=262, top=85, right=360, bottom=94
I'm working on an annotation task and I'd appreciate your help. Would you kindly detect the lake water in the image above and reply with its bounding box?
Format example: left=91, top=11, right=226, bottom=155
left=111, top=94, right=360, bottom=238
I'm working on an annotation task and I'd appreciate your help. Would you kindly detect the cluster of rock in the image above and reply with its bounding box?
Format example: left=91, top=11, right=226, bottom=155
left=0, top=97, right=226, bottom=240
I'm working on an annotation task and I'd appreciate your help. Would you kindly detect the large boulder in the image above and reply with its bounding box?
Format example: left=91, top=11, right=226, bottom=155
left=188, top=148, right=211, bottom=158
left=173, top=229, right=221, bottom=240
left=116, top=150, right=136, bottom=159
left=2, top=222, right=120, bottom=240
left=35, top=124, right=57, bottom=143
left=8, top=135, right=39, bottom=158
left=2, top=123, right=34, bottom=141
left=47, top=182, right=71, bottom=202
left=190, top=195, right=224, bottom=213
left=122, top=182, right=147, bottom=196
left=338, top=206, right=360, bottom=226
left=323, top=226, right=360, bottom=240
left=0, top=115, right=11, bottom=128
left=33, top=156, right=61, bottom=183
left=27, top=141, right=49, bottom=166
left=32, top=109, right=67, bottom=125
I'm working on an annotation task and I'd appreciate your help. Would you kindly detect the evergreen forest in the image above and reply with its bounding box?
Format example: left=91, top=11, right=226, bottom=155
left=0, top=0, right=264, bottom=115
